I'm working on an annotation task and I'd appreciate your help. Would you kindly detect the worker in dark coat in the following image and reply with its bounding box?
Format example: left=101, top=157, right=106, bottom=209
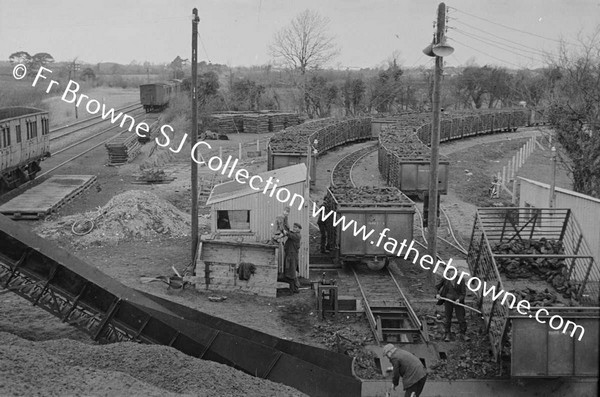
left=436, top=274, right=470, bottom=342
left=283, top=222, right=302, bottom=293
left=383, top=344, right=427, bottom=397
left=316, top=201, right=329, bottom=253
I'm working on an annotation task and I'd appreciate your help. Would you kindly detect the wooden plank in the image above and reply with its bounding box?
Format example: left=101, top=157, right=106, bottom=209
left=0, top=175, right=96, bottom=219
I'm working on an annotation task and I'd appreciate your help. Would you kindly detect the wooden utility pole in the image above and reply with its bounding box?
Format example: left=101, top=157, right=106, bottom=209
left=191, top=8, right=200, bottom=263
left=549, top=146, right=557, bottom=207
left=71, top=60, right=80, bottom=119
left=427, top=2, right=447, bottom=263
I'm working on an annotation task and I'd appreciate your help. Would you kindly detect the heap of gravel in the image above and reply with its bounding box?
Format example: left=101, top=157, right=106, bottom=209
left=0, top=332, right=307, bottom=397
left=35, top=190, right=203, bottom=248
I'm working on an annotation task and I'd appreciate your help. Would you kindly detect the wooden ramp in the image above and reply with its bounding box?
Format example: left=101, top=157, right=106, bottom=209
left=0, top=175, right=96, bottom=220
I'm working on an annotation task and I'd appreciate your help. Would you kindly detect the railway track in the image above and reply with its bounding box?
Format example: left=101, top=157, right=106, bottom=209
left=50, top=103, right=143, bottom=141
left=352, top=261, right=429, bottom=344
left=330, top=143, right=429, bottom=345
left=330, top=143, right=378, bottom=187
left=40, top=107, right=147, bottom=178
left=412, top=203, right=468, bottom=260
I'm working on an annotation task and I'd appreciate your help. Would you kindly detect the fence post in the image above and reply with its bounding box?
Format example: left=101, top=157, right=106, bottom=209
left=520, top=147, right=524, bottom=166
left=239, top=143, right=242, bottom=160
left=219, top=146, right=222, bottom=159
left=502, top=166, right=506, bottom=187
left=512, top=178, right=518, bottom=204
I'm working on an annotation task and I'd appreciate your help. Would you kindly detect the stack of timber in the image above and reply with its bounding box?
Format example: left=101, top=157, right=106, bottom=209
left=268, top=113, right=286, bottom=132
left=243, top=114, right=269, bottom=134
left=284, top=113, right=302, bottom=128
left=207, top=114, right=238, bottom=134
left=105, top=133, right=141, bottom=165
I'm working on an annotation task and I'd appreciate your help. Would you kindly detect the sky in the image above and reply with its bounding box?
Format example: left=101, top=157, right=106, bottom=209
left=1, top=0, right=599, bottom=70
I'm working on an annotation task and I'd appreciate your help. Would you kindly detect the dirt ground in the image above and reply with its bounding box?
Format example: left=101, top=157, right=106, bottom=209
left=0, top=124, right=557, bottom=395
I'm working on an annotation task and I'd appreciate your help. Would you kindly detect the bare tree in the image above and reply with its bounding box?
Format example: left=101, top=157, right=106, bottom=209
left=547, top=27, right=600, bottom=197
left=269, top=9, right=339, bottom=75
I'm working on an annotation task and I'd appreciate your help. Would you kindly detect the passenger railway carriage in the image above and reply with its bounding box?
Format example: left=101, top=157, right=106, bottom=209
left=0, top=107, right=50, bottom=193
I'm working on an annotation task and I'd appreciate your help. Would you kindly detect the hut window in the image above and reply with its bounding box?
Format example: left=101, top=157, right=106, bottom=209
left=217, top=210, right=250, bottom=231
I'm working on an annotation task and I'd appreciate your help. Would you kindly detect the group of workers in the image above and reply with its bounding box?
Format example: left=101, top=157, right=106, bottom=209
left=272, top=205, right=473, bottom=397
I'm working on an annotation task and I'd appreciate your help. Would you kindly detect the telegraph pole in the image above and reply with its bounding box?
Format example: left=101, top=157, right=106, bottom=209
left=71, top=60, right=80, bottom=119
left=427, top=3, right=447, bottom=265
left=191, top=8, right=200, bottom=263
left=549, top=146, right=557, bottom=207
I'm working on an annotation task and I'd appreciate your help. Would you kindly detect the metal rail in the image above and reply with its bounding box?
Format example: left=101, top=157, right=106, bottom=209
left=350, top=262, right=428, bottom=344
left=50, top=103, right=142, bottom=140
left=333, top=143, right=427, bottom=345
left=330, top=143, right=378, bottom=187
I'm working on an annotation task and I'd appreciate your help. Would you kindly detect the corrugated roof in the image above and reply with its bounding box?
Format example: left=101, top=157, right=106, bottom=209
left=206, top=163, right=307, bottom=205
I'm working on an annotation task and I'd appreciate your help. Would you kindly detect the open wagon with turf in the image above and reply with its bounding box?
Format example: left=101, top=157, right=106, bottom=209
left=467, top=207, right=600, bottom=377
left=324, top=186, right=414, bottom=269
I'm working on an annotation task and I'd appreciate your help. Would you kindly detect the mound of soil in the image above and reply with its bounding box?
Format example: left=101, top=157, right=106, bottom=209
left=35, top=190, right=203, bottom=248
left=0, top=332, right=307, bottom=397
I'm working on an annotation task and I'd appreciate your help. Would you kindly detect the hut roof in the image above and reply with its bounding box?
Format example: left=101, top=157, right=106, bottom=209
left=206, top=163, right=307, bottom=205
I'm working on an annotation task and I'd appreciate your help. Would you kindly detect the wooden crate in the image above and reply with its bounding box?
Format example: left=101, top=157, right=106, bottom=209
left=195, top=236, right=279, bottom=297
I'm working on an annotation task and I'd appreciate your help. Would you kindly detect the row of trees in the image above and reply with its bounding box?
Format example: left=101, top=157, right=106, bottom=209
left=266, top=9, right=599, bottom=198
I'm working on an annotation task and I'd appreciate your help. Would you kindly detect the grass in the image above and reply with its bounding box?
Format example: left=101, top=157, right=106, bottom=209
left=447, top=133, right=573, bottom=208
left=447, top=137, right=530, bottom=207
left=44, top=86, right=139, bottom=127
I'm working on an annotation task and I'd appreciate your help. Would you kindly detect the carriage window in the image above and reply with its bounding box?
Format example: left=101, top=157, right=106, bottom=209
left=41, top=118, right=49, bottom=135
left=1, top=126, right=10, bottom=148
left=217, top=210, right=250, bottom=231
left=15, top=124, right=21, bottom=143
left=31, top=120, right=38, bottom=138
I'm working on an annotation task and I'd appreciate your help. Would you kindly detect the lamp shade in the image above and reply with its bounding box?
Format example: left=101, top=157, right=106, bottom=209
left=432, top=38, right=454, bottom=57
left=422, top=43, right=436, bottom=57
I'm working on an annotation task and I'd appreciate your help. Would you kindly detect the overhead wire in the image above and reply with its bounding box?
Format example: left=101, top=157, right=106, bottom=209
left=450, top=37, right=528, bottom=69
left=452, top=27, right=547, bottom=62
left=451, top=19, right=551, bottom=57
left=449, top=6, right=582, bottom=48
left=451, top=28, right=547, bottom=66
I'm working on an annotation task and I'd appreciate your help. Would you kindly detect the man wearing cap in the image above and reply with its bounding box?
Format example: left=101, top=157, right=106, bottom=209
left=283, top=222, right=302, bottom=293
left=435, top=269, right=470, bottom=342
left=383, top=344, right=427, bottom=397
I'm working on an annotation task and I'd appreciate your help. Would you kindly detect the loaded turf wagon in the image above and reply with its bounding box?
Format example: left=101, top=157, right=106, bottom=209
left=323, top=186, right=415, bottom=269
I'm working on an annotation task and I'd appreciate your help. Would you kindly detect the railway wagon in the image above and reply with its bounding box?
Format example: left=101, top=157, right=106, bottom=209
left=468, top=207, right=600, bottom=376
left=139, top=82, right=177, bottom=113
left=0, top=107, right=50, bottom=193
left=267, top=117, right=371, bottom=184
left=324, top=186, right=415, bottom=268
left=378, top=144, right=450, bottom=196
